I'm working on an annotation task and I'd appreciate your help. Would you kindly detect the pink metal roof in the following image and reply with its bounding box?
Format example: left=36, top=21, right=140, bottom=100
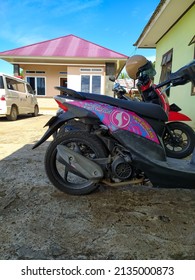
left=0, top=34, right=128, bottom=59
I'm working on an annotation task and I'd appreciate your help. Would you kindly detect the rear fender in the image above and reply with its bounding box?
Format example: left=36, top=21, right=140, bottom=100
left=33, top=111, right=76, bottom=148
left=33, top=104, right=99, bottom=149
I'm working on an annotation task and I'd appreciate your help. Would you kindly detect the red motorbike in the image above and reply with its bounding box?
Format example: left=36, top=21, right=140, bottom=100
left=112, top=62, right=195, bottom=159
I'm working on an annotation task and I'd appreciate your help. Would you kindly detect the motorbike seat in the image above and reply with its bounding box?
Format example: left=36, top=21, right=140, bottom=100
left=55, top=87, right=168, bottom=122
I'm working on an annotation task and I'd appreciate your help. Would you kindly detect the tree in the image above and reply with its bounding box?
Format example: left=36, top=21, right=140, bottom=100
left=118, top=70, right=129, bottom=79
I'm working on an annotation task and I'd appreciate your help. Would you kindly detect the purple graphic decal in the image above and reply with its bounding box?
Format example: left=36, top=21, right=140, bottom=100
left=68, top=100, right=159, bottom=144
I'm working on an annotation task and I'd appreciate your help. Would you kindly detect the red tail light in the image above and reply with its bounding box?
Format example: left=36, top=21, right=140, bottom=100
left=55, top=100, right=68, bottom=111
left=0, top=95, right=6, bottom=101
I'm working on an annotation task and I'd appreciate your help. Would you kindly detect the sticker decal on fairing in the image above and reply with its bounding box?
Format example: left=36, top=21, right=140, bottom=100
left=69, top=100, right=160, bottom=144
left=110, top=110, right=130, bottom=128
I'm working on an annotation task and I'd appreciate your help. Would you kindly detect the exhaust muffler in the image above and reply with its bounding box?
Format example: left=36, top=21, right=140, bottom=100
left=56, top=145, right=103, bottom=180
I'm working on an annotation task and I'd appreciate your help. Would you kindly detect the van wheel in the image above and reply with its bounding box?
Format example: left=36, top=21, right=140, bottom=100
left=32, top=105, right=39, bottom=117
left=7, top=106, right=18, bottom=121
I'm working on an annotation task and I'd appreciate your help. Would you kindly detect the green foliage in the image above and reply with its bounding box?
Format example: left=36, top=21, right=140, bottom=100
left=118, top=71, right=129, bottom=79
left=20, top=69, right=24, bottom=77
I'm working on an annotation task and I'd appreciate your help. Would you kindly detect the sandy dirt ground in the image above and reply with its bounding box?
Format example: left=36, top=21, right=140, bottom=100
left=0, top=114, right=195, bottom=260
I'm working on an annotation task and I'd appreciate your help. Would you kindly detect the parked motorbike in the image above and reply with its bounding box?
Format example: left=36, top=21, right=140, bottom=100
left=33, top=60, right=195, bottom=195
left=111, top=63, right=195, bottom=159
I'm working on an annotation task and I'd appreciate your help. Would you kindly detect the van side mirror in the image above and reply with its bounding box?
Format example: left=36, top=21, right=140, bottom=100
left=109, top=76, right=115, bottom=82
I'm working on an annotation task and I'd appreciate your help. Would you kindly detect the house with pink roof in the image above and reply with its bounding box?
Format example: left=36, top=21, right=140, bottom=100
left=0, top=34, right=128, bottom=110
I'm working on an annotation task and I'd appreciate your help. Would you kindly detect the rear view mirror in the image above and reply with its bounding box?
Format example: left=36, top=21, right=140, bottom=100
left=109, top=76, right=116, bottom=82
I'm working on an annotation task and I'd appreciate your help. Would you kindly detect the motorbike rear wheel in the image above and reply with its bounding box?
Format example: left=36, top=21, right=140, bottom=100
left=45, top=131, right=107, bottom=195
left=163, top=122, right=195, bottom=159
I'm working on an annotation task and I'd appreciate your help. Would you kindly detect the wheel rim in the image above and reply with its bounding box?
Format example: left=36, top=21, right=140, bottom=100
left=11, top=108, right=17, bottom=119
left=163, top=128, right=190, bottom=152
left=34, top=106, right=38, bottom=115
left=51, top=139, right=98, bottom=190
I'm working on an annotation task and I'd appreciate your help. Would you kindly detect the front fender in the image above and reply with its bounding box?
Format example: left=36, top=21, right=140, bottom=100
left=32, top=111, right=77, bottom=149
left=168, top=111, right=191, bottom=121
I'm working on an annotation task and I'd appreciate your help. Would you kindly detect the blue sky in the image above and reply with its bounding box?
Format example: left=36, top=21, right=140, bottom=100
left=0, top=0, right=160, bottom=74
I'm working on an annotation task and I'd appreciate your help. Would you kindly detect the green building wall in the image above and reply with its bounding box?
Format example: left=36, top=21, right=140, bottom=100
left=155, top=4, right=195, bottom=126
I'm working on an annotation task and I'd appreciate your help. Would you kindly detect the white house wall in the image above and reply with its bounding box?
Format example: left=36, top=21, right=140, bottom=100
left=67, top=66, right=105, bottom=94
left=67, top=66, right=81, bottom=91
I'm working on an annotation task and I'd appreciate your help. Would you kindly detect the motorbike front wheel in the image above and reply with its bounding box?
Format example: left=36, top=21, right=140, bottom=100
left=45, top=131, right=107, bottom=195
left=162, top=122, right=195, bottom=159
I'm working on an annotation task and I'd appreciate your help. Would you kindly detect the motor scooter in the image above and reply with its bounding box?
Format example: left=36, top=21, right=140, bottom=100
left=33, top=60, right=195, bottom=195
left=111, top=66, right=195, bottom=159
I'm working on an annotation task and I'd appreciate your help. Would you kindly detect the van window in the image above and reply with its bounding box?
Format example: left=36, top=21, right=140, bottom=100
left=5, top=77, right=25, bottom=92
left=0, top=76, right=4, bottom=89
left=17, top=82, right=25, bottom=92
left=26, top=83, right=34, bottom=94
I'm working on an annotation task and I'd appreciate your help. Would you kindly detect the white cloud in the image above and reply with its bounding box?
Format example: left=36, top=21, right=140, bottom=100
left=146, top=55, right=156, bottom=62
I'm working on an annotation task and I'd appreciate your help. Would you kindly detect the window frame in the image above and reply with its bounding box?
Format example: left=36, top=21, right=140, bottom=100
left=26, top=76, right=46, bottom=96
left=81, top=74, right=102, bottom=94
left=5, top=77, right=25, bottom=92
left=191, top=41, right=195, bottom=96
left=159, top=49, right=173, bottom=96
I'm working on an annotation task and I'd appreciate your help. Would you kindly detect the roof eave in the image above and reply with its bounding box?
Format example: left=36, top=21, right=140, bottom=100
left=0, top=56, right=127, bottom=75
left=134, top=0, right=194, bottom=48
left=0, top=55, right=127, bottom=61
left=134, top=0, right=167, bottom=48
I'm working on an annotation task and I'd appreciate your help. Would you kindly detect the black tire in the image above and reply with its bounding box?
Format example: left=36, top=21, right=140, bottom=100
left=59, top=120, right=87, bottom=134
left=32, top=105, right=39, bottom=117
left=45, top=131, right=107, bottom=195
left=163, top=122, right=195, bottom=158
left=52, top=120, right=86, bottom=139
left=6, top=105, right=18, bottom=121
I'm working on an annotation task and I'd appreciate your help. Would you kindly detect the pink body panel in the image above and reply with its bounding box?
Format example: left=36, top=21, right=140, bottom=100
left=69, top=99, right=160, bottom=144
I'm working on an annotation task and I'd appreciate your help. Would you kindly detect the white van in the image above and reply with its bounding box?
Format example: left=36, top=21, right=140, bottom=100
left=0, top=73, right=39, bottom=121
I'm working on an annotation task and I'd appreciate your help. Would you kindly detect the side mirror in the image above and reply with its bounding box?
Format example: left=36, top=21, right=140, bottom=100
left=109, top=76, right=115, bottom=82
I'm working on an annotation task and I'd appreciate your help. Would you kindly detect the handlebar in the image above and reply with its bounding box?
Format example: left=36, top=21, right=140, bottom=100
left=154, top=76, right=187, bottom=89
left=155, top=59, right=195, bottom=89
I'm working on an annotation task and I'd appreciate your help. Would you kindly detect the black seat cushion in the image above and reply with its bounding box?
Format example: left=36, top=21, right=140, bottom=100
left=55, top=87, right=168, bottom=122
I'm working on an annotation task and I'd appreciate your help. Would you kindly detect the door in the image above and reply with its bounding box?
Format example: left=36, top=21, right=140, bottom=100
left=26, top=83, right=35, bottom=111
left=5, top=77, right=26, bottom=113
left=60, top=78, right=67, bottom=95
left=15, top=79, right=30, bottom=113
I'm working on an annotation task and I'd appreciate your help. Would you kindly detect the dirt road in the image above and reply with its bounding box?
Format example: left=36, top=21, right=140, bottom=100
left=0, top=114, right=195, bottom=260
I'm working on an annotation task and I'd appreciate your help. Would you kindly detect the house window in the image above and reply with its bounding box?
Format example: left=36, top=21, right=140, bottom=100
left=26, top=71, right=45, bottom=74
left=80, top=68, right=91, bottom=72
left=81, top=75, right=101, bottom=94
left=92, top=76, right=101, bottom=93
left=59, top=72, right=67, bottom=75
left=81, top=75, right=90, bottom=92
left=26, top=77, right=46, bottom=95
left=80, top=68, right=102, bottom=72
left=36, top=71, right=45, bottom=74
left=188, top=35, right=195, bottom=46
left=190, top=35, right=195, bottom=96
left=159, top=49, right=173, bottom=96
